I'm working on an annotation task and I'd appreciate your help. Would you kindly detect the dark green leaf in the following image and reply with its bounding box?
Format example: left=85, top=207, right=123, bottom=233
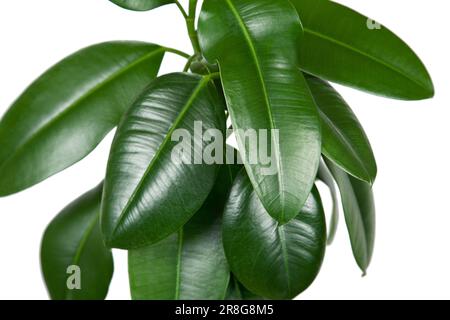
left=226, top=274, right=265, bottom=300
left=110, top=0, right=173, bottom=11
left=305, top=75, right=377, bottom=184
left=198, top=0, right=321, bottom=224
left=40, top=183, right=113, bottom=300
left=102, top=72, right=226, bottom=249
left=0, top=41, right=164, bottom=196
left=128, top=164, right=238, bottom=300
left=291, top=0, right=434, bottom=100
left=317, top=159, right=339, bottom=245
left=223, top=170, right=326, bottom=299
left=325, top=159, right=375, bottom=274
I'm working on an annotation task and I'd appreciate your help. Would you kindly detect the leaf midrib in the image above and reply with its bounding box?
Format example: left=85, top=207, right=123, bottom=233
left=111, top=75, right=212, bottom=238
left=174, top=228, right=184, bottom=300
left=64, top=214, right=99, bottom=299
left=277, top=226, right=292, bottom=297
left=303, top=28, right=428, bottom=90
left=224, top=0, right=285, bottom=220
left=0, top=47, right=165, bottom=173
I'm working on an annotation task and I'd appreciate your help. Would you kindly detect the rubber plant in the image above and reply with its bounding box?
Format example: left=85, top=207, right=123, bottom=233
left=0, top=0, right=433, bottom=300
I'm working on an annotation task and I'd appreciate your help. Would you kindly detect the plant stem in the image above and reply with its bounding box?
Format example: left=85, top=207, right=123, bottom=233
left=187, top=0, right=201, bottom=54
left=164, top=46, right=191, bottom=59
left=208, top=72, right=220, bottom=79
left=173, top=0, right=201, bottom=55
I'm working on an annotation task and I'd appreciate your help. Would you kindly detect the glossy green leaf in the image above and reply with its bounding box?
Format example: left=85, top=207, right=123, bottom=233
left=128, top=164, right=239, bottom=300
left=0, top=41, right=165, bottom=196
left=305, top=74, right=377, bottom=184
left=110, top=0, right=173, bottom=11
left=223, top=170, right=326, bottom=299
left=102, top=72, right=226, bottom=249
left=317, top=159, right=339, bottom=245
left=198, top=0, right=321, bottom=224
left=291, top=0, right=434, bottom=100
left=325, top=158, right=375, bottom=274
left=40, top=184, right=113, bottom=300
left=226, top=274, right=265, bottom=300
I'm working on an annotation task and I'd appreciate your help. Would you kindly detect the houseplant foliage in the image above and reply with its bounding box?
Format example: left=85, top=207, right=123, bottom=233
left=0, top=0, right=433, bottom=300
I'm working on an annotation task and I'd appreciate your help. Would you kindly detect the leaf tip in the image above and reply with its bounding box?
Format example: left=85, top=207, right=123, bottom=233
left=413, top=76, right=435, bottom=100
left=416, top=80, right=435, bottom=100
left=425, top=83, right=435, bottom=99
left=326, top=236, right=335, bottom=246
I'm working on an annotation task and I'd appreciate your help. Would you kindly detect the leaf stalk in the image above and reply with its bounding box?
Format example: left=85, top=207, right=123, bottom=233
left=164, top=46, right=191, bottom=59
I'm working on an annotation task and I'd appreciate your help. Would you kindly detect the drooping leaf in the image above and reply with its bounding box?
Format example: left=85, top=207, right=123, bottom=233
left=109, top=0, right=173, bottom=11
left=226, top=274, right=265, bottom=300
left=102, top=72, right=226, bottom=249
left=40, top=183, right=114, bottom=300
left=291, top=0, right=434, bottom=100
left=305, top=75, right=377, bottom=184
left=223, top=170, right=326, bottom=299
left=0, top=41, right=165, bottom=196
left=325, top=158, right=375, bottom=274
left=198, top=0, right=321, bottom=224
left=317, top=159, right=339, bottom=245
left=128, top=164, right=239, bottom=300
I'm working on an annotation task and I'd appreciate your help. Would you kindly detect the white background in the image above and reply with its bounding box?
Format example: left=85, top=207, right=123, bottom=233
left=0, top=0, right=448, bottom=300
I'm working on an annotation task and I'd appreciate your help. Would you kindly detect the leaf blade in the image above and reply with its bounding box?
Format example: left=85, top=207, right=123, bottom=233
left=317, top=159, right=339, bottom=245
left=198, top=0, right=321, bottom=223
left=291, top=0, right=434, bottom=100
left=101, top=72, right=226, bottom=249
left=128, top=165, right=238, bottom=300
left=110, top=0, right=173, bottom=11
left=40, top=184, right=114, bottom=300
left=325, top=158, right=376, bottom=274
left=305, top=75, right=377, bottom=183
left=0, top=41, right=164, bottom=196
left=226, top=274, right=265, bottom=300
left=223, top=170, right=326, bottom=299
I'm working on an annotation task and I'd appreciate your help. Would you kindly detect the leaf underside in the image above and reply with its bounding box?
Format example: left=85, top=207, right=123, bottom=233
left=325, top=158, right=376, bottom=274
left=317, top=159, right=340, bottom=245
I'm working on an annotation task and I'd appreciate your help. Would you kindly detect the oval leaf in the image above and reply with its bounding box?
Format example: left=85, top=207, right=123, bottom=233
left=109, top=0, right=173, bottom=11
left=40, top=184, right=114, bottom=300
left=0, top=41, right=165, bottom=196
left=291, top=0, right=434, bottom=100
left=325, top=158, right=375, bottom=274
left=128, top=164, right=238, bottom=300
left=198, top=0, right=321, bottom=224
left=223, top=170, right=326, bottom=299
left=102, top=72, right=225, bottom=249
left=317, top=159, right=339, bottom=245
left=305, top=75, right=377, bottom=184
